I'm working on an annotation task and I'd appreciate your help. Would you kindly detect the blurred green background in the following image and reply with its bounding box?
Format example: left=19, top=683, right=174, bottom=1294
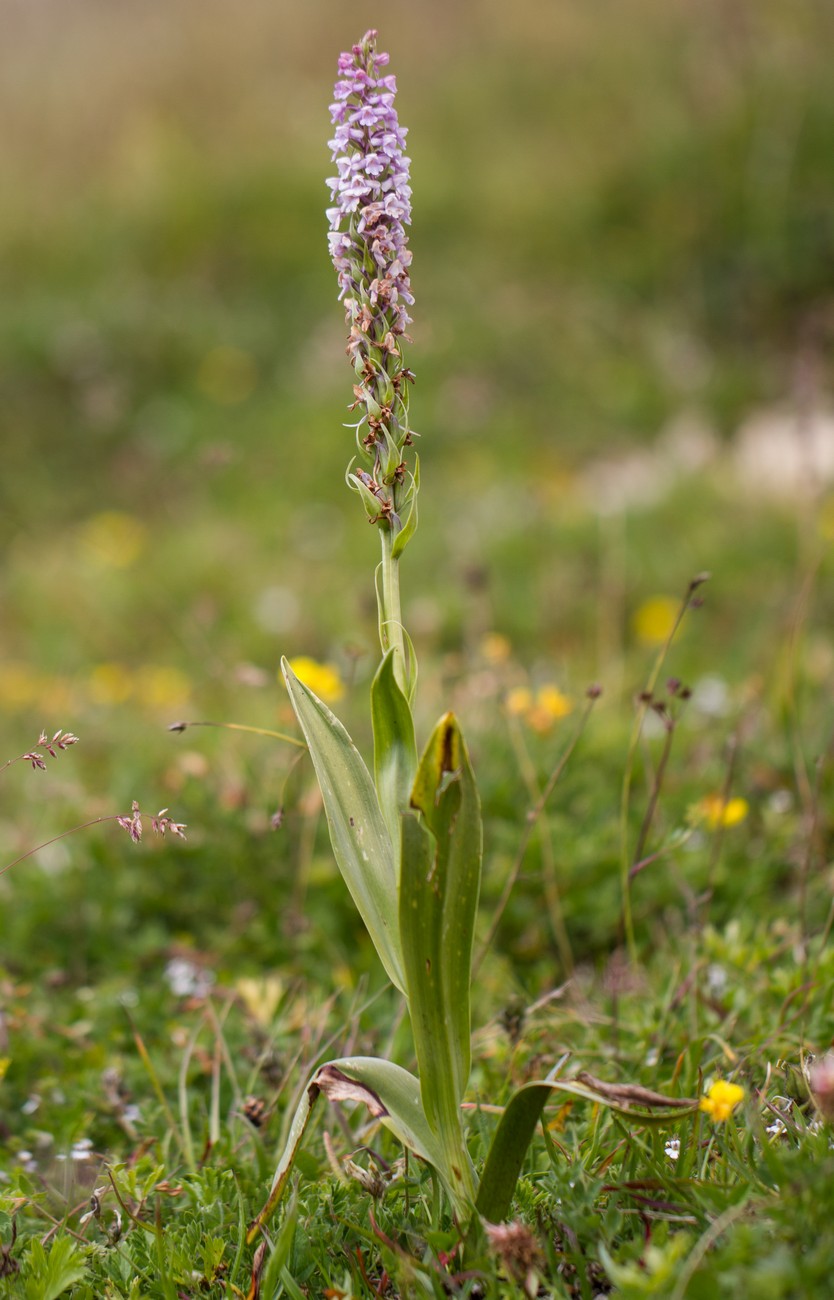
left=0, top=0, right=833, bottom=975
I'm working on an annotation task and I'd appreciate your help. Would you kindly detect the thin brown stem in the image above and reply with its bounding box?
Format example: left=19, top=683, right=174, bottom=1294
left=506, top=716, right=574, bottom=974
left=619, top=573, right=708, bottom=962
left=631, top=711, right=678, bottom=873
left=473, top=691, right=599, bottom=975
left=0, top=816, right=122, bottom=877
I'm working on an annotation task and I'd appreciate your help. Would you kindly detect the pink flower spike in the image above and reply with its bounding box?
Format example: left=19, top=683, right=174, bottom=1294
left=151, top=809, right=187, bottom=839
left=117, top=801, right=143, bottom=843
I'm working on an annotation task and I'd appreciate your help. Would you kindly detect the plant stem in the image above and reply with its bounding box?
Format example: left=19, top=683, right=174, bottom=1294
left=378, top=527, right=408, bottom=694
left=168, top=720, right=305, bottom=748
left=473, top=692, right=599, bottom=976
left=0, top=815, right=121, bottom=877
left=619, top=573, right=708, bottom=964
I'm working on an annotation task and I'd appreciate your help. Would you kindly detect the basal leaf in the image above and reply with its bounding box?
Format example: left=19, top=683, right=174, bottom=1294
left=371, top=648, right=418, bottom=851
left=476, top=1076, right=699, bottom=1223
left=249, top=1055, right=450, bottom=1241
left=400, top=713, right=482, bottom=1210
left=282, top=659, right=405, bottom=993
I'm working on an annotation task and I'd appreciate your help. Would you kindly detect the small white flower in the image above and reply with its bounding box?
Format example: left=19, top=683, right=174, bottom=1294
left=691, top=675, right=730, bottom=718
left=664, top=1138, right=681, bottom=1161
left=768, top=789, right=793, bottom=815
left=164, top=957, right=214, bottom=999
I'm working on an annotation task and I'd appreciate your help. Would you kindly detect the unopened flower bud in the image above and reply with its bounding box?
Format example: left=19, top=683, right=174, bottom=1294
left=809, top=1053, right=834, bottom=1123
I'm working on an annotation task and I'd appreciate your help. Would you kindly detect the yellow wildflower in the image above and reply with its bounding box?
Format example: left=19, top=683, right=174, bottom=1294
left=693, top=794, right=749, bottom=830
left=89, top=662, right=134, bottom=706
left=37, top=676, right=78, bottom=715
left=286, top=656, right=345, bottom=703
left=527, top=685, right=573, bottom=734
left=505, top=686, right=533, bottom=717
left=632, top=596, right=679, bottom=647
left=0, top=663, right=40, bottom=711
left=79, top=511, right=146, bottom=568
left=700, top=1079, right=744, bottom=1123
left=505, top=684, right=573, bottom=733
left=135, top=665, right=192, bottom=711
left=480, top=632, right=512, bottom=665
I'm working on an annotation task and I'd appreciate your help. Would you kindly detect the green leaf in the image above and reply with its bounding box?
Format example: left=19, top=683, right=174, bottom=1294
left=282, top=659, right=405, bottom=994
left=371, top=648, right=418, bottom=851
left=23, top=1237, right=88, bottom=1300
left=400, top=713, right=482, bottom=1209
left=391, top=454, right=419, bottom=558
left=249, top=1055, right=449, bottom=1240
left=258, top=1189, right=298, bottom=1297
left=476, top=1076, right=698, bottom=1223
left=279, top=1267, right=309, bottom=1300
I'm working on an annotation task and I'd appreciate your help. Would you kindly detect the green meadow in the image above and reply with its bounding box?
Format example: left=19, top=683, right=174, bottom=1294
left=1, top=1, right=833, bottom=1294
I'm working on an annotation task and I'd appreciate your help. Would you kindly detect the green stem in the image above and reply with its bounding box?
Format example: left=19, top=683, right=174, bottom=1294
left=378, top=527, right=408, bottom=694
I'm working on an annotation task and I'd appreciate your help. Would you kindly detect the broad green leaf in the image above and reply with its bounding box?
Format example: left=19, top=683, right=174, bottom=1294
left=371, top=648, right=417, bottom=851
left=23, top=1237, right=88, bottom=1300
left=282, top=659, right=405, bottom=994
left=476, top=1076, right=698, bottom=1223
left=400, top=713, right=482, bottom=1210
left=249, top=1055, right=450, bottom=1240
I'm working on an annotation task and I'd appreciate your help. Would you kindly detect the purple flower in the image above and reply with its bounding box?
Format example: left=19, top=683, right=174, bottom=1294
left=327, top=31, right=417, bottom=531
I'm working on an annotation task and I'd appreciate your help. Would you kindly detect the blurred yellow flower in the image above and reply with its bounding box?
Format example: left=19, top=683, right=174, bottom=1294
left=633, top=595, right=679, bottom=647
left=197, top=345, right=258, bottom=405
left=135, top=665, right=192, bottom=711
left=527, top=685, right=573, bottom=734
left=692, top=794, right=749, bottom=830
left=505, top=684, right=573, bottom=733
left=37, top=676, right=78, bottom=715
left=236, top=976, right=284, bottom=1028
left=505, top=686, right=533, bottom=717
left=89, top=662, right=134, bottom=706
left=700, top=1079, right=744, bottom=1123
left=0, top=1057, right=9, bottom=1082
left=79, top=511, right=147, bottom=568
left=286, top=656, right=345, bottom=703
left=0, top=663, right=40, bottom=710
left=88, top=663, right=191, bottom=711
left=480, top=632, right=512, bottom=664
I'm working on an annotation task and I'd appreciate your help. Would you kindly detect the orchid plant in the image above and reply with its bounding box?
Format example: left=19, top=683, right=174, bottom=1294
left=249, top=30, right=693, bottom=1246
